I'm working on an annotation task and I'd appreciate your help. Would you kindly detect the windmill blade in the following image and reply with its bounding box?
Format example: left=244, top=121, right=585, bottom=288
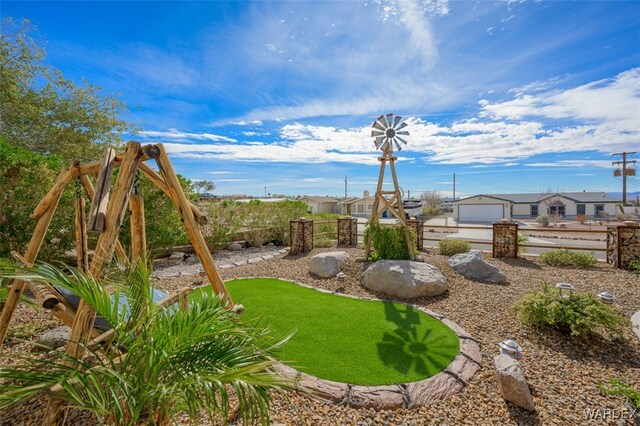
left=374, top=136, right=386, bottom=149
left=385, top=113, right=394, bottom=128
left=380, top=139, right=390, bottom=151
left=395, top=121, right=408, bottom=131
left=373, top=117, right=386, bottom=131
left=396, top=136, right=408, bottom=145
left=393, top=115, right=403, bottom=128
left=393, top=139, right=402, bottom=151
left=380, top=114, right=390, bottom=129
left=396, top=130, right=410, bottom=136
left=371, top=129, right=384, bottom=137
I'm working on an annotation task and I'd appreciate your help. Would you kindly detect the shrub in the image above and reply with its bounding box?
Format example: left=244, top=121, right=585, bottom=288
left=576, top=214, right=588, bottom=224
left=314, top=236, right=333, bottom=248
left=599, top=379, right=640, bottom=412
left=421, top=206, right=440, bottom=220
left=438, top=239, right=471, bottom=256
left=514, top=283, right=630, bottom=337
left=517, top=233, right=528, bottom=253
left=536, top=214, right=550, bottom=227
left=628, top=259, right=640, bottom=274
left=202, top=199, right=242, bottom=251
left=364, top=222, right=416, bottom=261
left=539, top=249, right=597, bottom=268
left=0, top=262, right=293, bottom=424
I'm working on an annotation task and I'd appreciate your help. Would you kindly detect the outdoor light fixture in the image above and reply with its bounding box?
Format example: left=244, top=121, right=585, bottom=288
left=336, top=272, right=347, bottom=281
left=499, top=339, right=524, bottom=359
left=598, top=291, right=615, bottom=304
left=556, top=283, right=575, bottom=298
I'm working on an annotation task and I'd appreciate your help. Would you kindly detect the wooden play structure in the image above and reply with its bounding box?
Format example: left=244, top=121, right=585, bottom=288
left=365, top=114, right=415, bottom=260
left=0, top=141, right=235, bottom=423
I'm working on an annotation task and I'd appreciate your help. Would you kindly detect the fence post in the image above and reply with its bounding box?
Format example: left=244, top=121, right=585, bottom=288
left=606, top=225, right=617, bottom=265
left=612, top=221, right=640, bottom=269
left=492, top=219, right=518, bottom=259
left=289, top=218, right=314, bottom=254
left=406, top=219, right=424, bottom=251
left=337, top=217, right=358, bottom=246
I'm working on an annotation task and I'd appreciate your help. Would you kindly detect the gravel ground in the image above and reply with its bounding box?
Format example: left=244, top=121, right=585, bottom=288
left=1, top=247, right=639, bottom=425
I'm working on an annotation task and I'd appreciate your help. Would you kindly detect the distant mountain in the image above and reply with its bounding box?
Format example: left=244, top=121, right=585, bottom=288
left=607, top=191, right=640, bottom=202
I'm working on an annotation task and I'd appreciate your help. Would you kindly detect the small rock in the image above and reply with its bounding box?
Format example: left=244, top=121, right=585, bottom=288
left=448, top=251, right=507, bottom=283
left=493, top=354, right=536, bottom=411
left=35, top=325, right=70, bottom=350
left=309, top=251, right=349, bottom=278
left=362, top=260, right=447, bottom=299
left=228, top=242, right=243, bottom=251
left=169, top=251, right=190, bottom=261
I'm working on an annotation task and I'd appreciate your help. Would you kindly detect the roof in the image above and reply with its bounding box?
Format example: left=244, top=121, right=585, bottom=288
left=301, top=196, right=340, bottom=203
left=338, top=196, right=375, bottom=205
left=457, top=192, right=618, bottom=204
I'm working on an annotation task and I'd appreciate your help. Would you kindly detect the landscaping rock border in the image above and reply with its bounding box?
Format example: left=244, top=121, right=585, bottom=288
left=230, top=277, right=482, bottom=410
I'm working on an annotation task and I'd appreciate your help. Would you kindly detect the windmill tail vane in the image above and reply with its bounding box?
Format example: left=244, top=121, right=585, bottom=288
left=371, top=113, right=409, bottom=152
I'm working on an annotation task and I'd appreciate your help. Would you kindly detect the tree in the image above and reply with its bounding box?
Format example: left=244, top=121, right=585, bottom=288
left=0, top=262, right=293, bottom=425
left=421, top=190, right=442, bottom=219
left=193, top=179, right=216, bottom=196
left=0, top=18, right=133, bottom=163
left=539, top=188, right=563, bottom=227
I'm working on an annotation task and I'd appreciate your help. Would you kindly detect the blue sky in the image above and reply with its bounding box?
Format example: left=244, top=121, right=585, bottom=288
left=3, top=0, right=639, bottom=198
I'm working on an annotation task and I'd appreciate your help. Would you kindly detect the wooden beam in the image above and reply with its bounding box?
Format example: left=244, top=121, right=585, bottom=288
left=129, top=191, right=146, bottom=264
left=87, top=148, right=116, bottom=233
left=154, top=144, right=233, bottom=308
left=78, top=147, right=153, bottom=176
left=0, top=180, right=67, bottom=344
left=31, top=163, right=78, bottom=219
left=65, top=141, right=142, bottom=363
left=137, top=162, right=208, bottom=226
left=75, top=194, right=89, bottom=271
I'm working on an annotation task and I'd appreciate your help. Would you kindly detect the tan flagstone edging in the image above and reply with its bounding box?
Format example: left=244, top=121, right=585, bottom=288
left=229, top=277, right=482, bottom=410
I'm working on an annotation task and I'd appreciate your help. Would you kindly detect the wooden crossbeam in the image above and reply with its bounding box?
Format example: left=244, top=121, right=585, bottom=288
left=87, top=148, right=116, bottom=233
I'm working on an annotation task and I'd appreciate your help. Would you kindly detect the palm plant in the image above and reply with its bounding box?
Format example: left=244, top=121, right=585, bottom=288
left=0, top=261, right=293, bottom=425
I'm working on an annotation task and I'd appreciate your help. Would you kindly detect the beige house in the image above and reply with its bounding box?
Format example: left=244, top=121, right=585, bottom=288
left=454, top=192, right=618, bottom=222
left=338, top=191, right=376, bottom=217
left=301, top=196, right=340, bottom=214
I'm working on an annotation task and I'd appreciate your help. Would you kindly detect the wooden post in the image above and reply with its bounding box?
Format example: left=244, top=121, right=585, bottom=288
left=153, top=144, right=233, bottom=308
left=31, top=164, right=79, bottom=219
left=129, top=189, right=146, bottom=264
left=75, top=188, right=89, bottom=272
left=0, top=162, right=76, bottom=345
left=88, top=148, right=116, bottom=232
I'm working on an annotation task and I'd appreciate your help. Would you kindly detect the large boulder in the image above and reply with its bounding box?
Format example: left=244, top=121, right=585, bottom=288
left=309, top=251, right=349, bottom=278
left=362, top=260, right=447, bottom=299
left=493, top=354, right=536, bottom=411
left=448, top=251, right=507, bottom=283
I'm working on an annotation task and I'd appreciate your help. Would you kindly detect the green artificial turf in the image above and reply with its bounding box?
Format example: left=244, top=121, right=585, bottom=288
left=191, top=278, right=460, bottom=386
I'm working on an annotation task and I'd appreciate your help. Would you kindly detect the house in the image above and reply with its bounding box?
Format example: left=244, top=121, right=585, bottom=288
left=338, top=191, right=376, bottom=217
left=453, top=192, right=618, bottom=222
left=301, top=196, right=340, bottom=214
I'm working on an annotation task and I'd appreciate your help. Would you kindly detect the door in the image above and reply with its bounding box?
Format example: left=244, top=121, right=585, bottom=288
left=458, top=204, right=504, bottom=222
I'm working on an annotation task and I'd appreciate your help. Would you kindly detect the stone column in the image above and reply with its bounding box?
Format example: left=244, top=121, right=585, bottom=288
left=406, top=219, right=424, bottom=251
left=612, top=221, right=640, bottom=269
left=337, top=217, right=358, bottom=246
left=289, top=218, right=314, bottom=254
left=492, top=220, right=518, bottom=259
left=606, top=225, right=617, bottom=265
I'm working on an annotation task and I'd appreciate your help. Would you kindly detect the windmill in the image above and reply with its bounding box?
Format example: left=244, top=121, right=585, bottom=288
left=364, top=113, right=415, bottom=260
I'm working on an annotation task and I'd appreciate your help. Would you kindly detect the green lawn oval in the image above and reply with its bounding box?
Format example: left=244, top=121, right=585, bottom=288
left=193, top=278, right=460, bottom=386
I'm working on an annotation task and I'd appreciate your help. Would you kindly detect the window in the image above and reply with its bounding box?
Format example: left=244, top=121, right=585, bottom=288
left=357, top=203, right=364, bottom=213
left=595, top=204, right=604, bottom=217
left=550, top=204, right=566, bottom=216
left=530, top=205, right=538, bottom=217
left=577, top=204, right=586, bottom=215
left=367, top=204, right=373, bottom=211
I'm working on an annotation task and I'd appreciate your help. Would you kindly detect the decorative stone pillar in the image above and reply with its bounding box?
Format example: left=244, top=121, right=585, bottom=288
left=608, top=221, right=640, bottom=269
left=493, top=220, right=518, bottom=259
left=289, top=218, right=314, bottom=254
left=406, top=219, right=424, bottom=251
left=337, top=217, right=358, bottom=246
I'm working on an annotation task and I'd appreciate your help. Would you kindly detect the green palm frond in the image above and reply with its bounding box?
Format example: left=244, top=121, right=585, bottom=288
left=0, top=261, right=294, bottom=425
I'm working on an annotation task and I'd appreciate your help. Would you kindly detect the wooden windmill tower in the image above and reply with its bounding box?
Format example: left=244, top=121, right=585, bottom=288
left=364, top=113, right=415, bottom=260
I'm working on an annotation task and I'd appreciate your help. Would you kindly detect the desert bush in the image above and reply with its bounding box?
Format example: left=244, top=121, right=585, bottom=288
left=364, top=222, right=416, bottom=261
left=576, top=214, right=588, bottom=224
left=617, top=212, right=638, bottom=221
left=314, top=236, right=333, bottom=248
left=514, top=283, right=630, bottom=337
left=270, top=200, right=309, bottom=244
left=536, top=214, right=550, bottom=227
left=438, top=239, right=471, bottom=256
left=539, top=249, right=597, bottom=268
left=517, top=233, right=528, bottom=253
left=421, top=206, right=440, bottom=220
left=628, top=259, right=640, bottom=274
left=202, top=200, right=242, bottom=251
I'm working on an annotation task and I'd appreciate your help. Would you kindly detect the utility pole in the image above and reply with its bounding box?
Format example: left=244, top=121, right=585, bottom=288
left=612, top=152, right=637, bottom=205
left=407, top=190, right=411, bottom=200
left=453, top=173, right=456, bottom=201
left=344, top=175, right=347, bottom=199
left=264, top=186, right=267, bottom=198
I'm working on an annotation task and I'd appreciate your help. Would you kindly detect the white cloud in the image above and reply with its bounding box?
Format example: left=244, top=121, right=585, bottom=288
left=525, top=160, right=612, bottom=168
left=140, top=129, right=237, bottom=143
left=207, top=171, right=233, bottom=175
